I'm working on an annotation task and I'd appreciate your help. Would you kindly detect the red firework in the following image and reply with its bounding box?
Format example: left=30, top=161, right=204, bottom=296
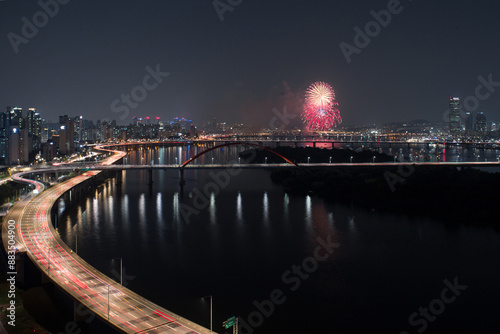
left=302, top=82, right=341, bottom=131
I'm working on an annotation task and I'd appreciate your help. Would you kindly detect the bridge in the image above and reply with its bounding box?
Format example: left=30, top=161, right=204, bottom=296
left=97, top=138, right=500, bottom=150
left=45, top=140, right=500, bottom=186
left=2, top=148, right=213, bottom=333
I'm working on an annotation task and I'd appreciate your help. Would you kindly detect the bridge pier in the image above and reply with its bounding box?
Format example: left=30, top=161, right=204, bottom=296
left=313, top=142, right=316, bottom=148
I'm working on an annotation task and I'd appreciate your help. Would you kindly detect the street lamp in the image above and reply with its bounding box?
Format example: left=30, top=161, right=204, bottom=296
left=202, top=295, right=213, bottom=333
left=350, top=156, right=353, bottom=163
left=329, top=156, right=332, bottom=164
left=265, top=157, right=268, bottom=164
left=107, top=282, right=119, bottom=321
left=307, top=157, right=310, bottom=164
left=212, top=157, right=214, bottom=166
left=372, top=156, right=376, bottom=163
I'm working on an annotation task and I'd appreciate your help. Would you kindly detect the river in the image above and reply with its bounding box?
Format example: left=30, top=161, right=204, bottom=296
left=57, top=145, right=500, bottom=333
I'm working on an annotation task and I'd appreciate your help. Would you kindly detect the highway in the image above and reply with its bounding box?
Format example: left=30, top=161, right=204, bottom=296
left=2, top=149, right=213, bottom=333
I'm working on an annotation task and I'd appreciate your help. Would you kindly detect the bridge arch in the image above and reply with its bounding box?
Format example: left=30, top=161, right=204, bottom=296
left=181, top=142, right=299, bottom=167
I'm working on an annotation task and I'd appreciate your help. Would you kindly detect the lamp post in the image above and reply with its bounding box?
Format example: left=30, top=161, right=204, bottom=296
left=372, top=156, right=376, bottom=163
left=350, top=156, right=353, bottom=163
left=202, top=295, right=213, bottom=333
left=307, top=157, right=310, bottom=164
left=329, top=156, right=332, bottom=164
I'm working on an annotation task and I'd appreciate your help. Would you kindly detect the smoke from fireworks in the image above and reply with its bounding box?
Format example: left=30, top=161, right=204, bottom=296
left=301, top=82, right=341, bottom=131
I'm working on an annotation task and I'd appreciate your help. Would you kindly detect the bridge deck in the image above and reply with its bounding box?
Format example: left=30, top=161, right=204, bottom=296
left=84, top=161, right=500, bottom=170
left=2, top=154, right=212, bottom=333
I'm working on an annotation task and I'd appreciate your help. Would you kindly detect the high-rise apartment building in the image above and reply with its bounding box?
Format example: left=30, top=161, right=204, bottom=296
left=475, top=112, right=487, bottom=132
left=59, top=115, right=75, bottom=155
left=464, top=112, right=473, bottom=133
left=449, top=97, right=462, bottom=135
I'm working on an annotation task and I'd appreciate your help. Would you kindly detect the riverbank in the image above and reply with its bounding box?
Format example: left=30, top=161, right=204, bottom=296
left=270, top=165, right=500, bottom=225
left=239, top=146, right=394, bottom=164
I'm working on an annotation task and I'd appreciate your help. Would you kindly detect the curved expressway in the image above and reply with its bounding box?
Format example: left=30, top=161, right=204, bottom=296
left=2, top=146, right=212, bottom=333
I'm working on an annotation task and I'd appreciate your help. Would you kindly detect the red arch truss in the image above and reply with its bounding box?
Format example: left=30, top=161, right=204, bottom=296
left=181, top=142, right=299, bottom=167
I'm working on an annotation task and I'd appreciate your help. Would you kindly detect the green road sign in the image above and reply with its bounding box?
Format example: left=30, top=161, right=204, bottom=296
left=223, top=316, right=236, bottom=329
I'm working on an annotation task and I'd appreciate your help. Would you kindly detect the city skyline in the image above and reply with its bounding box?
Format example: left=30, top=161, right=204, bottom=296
left=1, top=1, right=500, bottom=126
left=2, top=2, right=500, bottom=333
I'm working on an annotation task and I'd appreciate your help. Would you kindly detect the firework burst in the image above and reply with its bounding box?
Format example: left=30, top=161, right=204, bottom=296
left=302, top=82, right=341, bottom=131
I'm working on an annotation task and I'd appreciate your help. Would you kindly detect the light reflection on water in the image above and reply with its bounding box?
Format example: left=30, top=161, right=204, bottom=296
left=236, top=192, right=243, bottom=225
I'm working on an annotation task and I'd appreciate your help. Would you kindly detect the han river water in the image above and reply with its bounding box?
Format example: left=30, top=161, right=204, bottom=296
left=57, top=145, right=500, bottom=333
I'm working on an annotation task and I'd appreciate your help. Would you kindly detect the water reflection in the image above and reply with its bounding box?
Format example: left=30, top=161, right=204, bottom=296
left=92, top=198, right=99, bottom=226
left=108, top=195, right=114, bottom=230
left=236, top=192, right=243, bottom=224
left=209, top=193, right=216, bottom=224
left=121, top=194, right=130, bottom=227
left=139, top=193, right=146, bottom=226
left=283, top=193, right=289, bottom=221
left=173, top=192, right=180, bottom=225
left=263, top=192, right=269, bottom=225
left=305, top=195, right=312, bottom=228
left=156, top=192, right=162, bottom=224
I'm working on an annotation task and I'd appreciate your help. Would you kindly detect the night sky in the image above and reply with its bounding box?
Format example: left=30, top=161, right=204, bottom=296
left=1, top=0, right=499, bottom=126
